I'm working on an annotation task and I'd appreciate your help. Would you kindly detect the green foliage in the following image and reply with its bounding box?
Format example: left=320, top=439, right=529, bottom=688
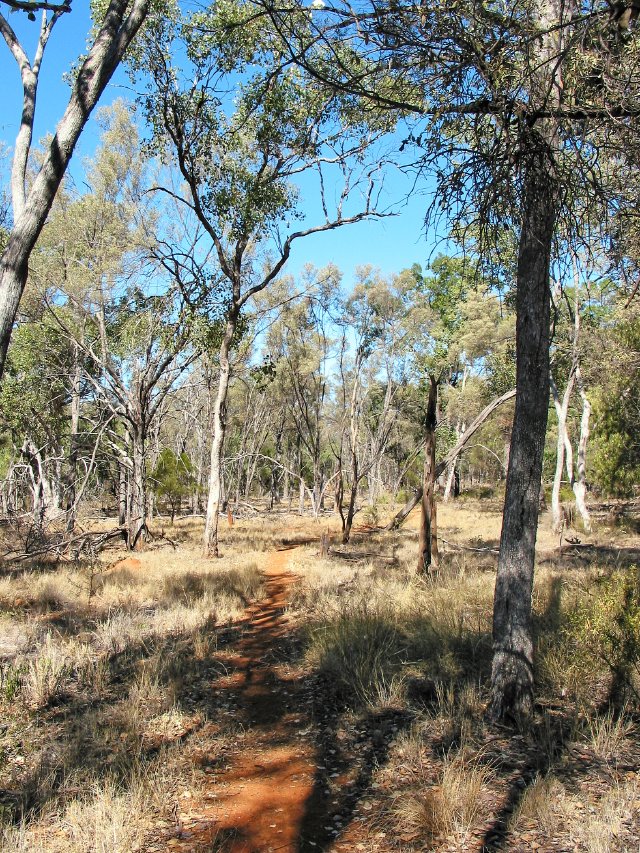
left=151, top=449, right=195, bottom=515
left=569, top=568, right=640, bottom=700
left=0, top=316, right=76, bottom=445
left=90, top=0, right=179, bottom=62
left=0, top=662, right=26, bottom=703
left=486, top=343, right=516, bottom=396
left=249, top=355, right=277, bottom=391
left=591, top=311, right=640, bottom=497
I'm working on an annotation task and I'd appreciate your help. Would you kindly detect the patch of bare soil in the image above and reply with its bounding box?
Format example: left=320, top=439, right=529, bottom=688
left=153, top=547, right=327, bottom=852
left=139, top=528, right=640, bottom=853
left=152, top=544, right=413, bottom=853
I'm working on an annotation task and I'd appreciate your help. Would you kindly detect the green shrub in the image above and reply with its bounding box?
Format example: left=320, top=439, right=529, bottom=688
left=0, top=662, right=26, bottom=702
left=362, top=504, right=380, bottom=526
left=569, top=567, right=640, bottom=703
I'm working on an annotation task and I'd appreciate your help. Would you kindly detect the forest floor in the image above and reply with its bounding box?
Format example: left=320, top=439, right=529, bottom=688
left=0, top=498, right=639, bottom=852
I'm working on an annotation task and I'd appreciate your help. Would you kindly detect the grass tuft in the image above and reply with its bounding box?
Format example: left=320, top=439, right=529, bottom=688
left=394, top=752, right=491, bottom=844
left=305, top=601, right=407, bottom=708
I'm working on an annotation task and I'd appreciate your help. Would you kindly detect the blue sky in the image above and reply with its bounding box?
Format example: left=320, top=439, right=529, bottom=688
left=0, top=5, right=440, bottom=286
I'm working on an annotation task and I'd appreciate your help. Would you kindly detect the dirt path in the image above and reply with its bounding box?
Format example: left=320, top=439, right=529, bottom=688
left=165, top=546, right=341, bottom=853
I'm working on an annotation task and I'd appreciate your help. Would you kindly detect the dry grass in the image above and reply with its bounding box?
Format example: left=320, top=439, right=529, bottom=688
left=0, top=512, right=277, bottom=850
left=0, top=761, right=176, bottom=853
left=577, top=777, right=640, bottom=853
left=0, top=501, right=638, bottom=851
left=509, top=773, right=566, bottom=836
left=391, top=744, right=492, bottom=846
left=285, top=499, right=640, bottom=851
left=586, top=708, right=636, bottom=763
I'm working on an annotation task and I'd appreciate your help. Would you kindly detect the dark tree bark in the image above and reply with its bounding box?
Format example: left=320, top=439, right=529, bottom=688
left=385, top=387, right=516, bottom=531
left=342, top=469, right=359, bottom=543
left=489, top=152, right=557, bottom=721
left=417, top=375, right=439, bottom=572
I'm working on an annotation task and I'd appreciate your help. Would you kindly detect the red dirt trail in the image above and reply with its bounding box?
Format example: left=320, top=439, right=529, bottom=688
left=165, top=546, right=347, bottom=853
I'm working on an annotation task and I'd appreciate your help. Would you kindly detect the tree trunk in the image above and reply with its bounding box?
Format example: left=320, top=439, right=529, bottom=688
left=118, top=458, right=127, bottom=526
left=203, top=315, right=236, bottom=558
left=65, top=340, right=82, bottom=532
left=550, top=369, right=576, bottom=532
left=128, top=431, right=147, bottom=550
left=385, top=388, right=516, bottom=531
left=343, top=364, right=363, bottom=542
left=270, top=426, right=283, bottom=509
left=312, top=468, right=322, bottom=517
left=0, top=0, right=151, bottom=380
left=573, top=366, right=592, bottom=532
left=23, top=439, right=46, bottom=533
left=417, top=376, right=439, bottom=572
left=342, top=468, right=358, bottom=543
left=334, top=460, right=344, bottom=520
left=443, top=417, right=465, bottom=502
left=283, top=463, right=290, bottom=505
left=490, top=154, right=557, bottom=722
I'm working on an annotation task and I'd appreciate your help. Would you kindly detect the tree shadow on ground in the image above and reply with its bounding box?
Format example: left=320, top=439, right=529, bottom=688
left=540, top=543, right=640, bottom=571
left=297, top=689, right=413, bottom=851
left=476, top=574, right=628, bottom=851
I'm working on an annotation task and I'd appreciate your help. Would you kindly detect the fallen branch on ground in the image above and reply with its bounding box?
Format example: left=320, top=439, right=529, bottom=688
left=2, top=527, right=126, bottom=563
left=440, top=537, right=499, bottom=554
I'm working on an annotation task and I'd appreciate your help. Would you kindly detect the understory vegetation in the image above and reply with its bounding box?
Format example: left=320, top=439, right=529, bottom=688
left=1, top=1, right=640, bottom=849
left=0, top=518, right=267, bottom=851
left=0, top=503, right=636, bottom=851
left=285, top=505, right=640, bottom=851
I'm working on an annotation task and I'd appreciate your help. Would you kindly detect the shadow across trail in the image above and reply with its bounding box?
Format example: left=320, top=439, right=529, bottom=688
left=173, top=547, right=409, bottom=853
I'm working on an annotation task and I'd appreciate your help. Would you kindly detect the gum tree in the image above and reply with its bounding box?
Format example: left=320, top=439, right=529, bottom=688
left=144, top=4, right=386, bottom=556
left=0, top=0, right=162, bottom=379
left=265, top=0, right=640, bottom=718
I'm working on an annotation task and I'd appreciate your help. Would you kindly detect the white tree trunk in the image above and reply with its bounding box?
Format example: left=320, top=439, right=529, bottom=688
left=128, top=431, right=147, bottom=549
left=0, top=0, right=151, bottom=379
left=573, top=366, right=592, bottom=532
left=550, top=370, right=576, bottom=532
left=203, top=318, right=235, bottom=557
left=443, top=419, right=466, bottom=502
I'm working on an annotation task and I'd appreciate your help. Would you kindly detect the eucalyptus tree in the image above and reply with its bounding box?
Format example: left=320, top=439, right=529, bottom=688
left=265, top=267, right=341, bottom=516
left=335, top=267, right=408, bottom=542
left=0, top=0, right=167, bottom=380
left=23, top=100, right=153, bottom=536
left=400, top=257, right=475, bottom=571
left=25, top=101, right=203, bottom=546
left=0, top=317, right=76, bottom=531
left=229, top=369, right=274, bottom=507
left=75, top=286, right=200, bottom=548
left=266, top=0, right=640, bottom=718
left=143, top=6, right=385, bottom=556
left=590, top=298, right=640, bottom=497
left=549, top=260, right=600, bottom=534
